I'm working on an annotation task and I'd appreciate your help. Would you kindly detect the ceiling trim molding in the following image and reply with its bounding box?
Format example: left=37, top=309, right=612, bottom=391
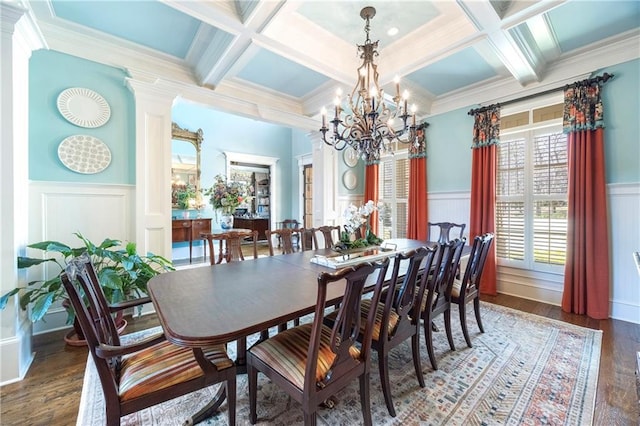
left=430, top=32, right=639, bottom=116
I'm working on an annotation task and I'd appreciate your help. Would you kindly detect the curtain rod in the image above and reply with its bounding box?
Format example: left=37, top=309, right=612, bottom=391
left=467, top=72, right=614, bottom=116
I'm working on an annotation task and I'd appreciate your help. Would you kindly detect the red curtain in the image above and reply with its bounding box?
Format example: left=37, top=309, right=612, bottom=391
left=364, top=162, right=379, bottom=235
left=408, top=124, right=429, bottom=240
left=470, top=107, right=499, bottom=295
left=561, top=82, right=610, bottom=319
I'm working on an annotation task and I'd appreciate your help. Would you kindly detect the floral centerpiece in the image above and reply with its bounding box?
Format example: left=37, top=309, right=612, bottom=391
left=205, top=175, right=251, bottom=228
left=336, top=200, right=385, bottom=250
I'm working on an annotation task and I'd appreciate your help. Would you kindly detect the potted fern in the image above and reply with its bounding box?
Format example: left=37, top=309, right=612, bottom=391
left=0, top=233, right=174, bottom=344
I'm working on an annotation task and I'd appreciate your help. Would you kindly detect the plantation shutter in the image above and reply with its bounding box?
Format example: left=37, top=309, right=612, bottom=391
left=532, top=132, right=567, bottom=265
left=496, top=137, right=525, bottom=261
left=378, top=154, right=409, bottom=239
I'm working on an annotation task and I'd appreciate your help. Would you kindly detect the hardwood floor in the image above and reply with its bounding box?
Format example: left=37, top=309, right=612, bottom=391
left=1, top=290, right=637, bottom=425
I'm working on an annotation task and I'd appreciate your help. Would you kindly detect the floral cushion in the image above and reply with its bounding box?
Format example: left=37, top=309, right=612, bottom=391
left=119, top=340, right=233, bottom=401
left=248, top=323, right=360, bottom=390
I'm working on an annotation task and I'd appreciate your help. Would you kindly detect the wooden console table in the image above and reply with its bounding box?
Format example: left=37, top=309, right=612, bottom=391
left=233, top=217, right=269, bottom=240
left=172, top=218, right=212, bottom=263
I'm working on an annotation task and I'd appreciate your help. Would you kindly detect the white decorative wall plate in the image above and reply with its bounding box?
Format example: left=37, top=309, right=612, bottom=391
left=343, top=146, right=358, bottom=167
left=58, top=135, right=112, bottom=174
left=343, top=170, right=357, bottom=190
left=57, top=87, right=111, bottom=128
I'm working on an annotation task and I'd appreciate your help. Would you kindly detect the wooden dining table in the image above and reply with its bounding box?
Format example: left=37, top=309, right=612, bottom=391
left=147, top=238, right=456, bottom=423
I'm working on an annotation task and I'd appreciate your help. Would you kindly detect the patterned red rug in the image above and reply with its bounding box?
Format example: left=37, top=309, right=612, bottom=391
left=77, top=302, right=601, bottom=425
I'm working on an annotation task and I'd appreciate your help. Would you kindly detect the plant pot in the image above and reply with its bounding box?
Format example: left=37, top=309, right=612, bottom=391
left=63, top=301, right=128, bottom=347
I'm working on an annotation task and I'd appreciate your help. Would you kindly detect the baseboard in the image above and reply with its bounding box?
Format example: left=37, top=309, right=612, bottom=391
left=0, top=336, right=34, bottom=386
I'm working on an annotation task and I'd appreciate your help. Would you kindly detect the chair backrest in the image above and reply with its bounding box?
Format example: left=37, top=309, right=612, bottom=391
left=459, top=233, right=494, bottom=296
left=422, top=238, right=466, bottom=309
left=305, top=258, right=390, bottom=395
left=61, top=254, right=121, bottom=399
left=225, top=230, right=258, bottom=262
left=266, top=228, right=303, bottom=255
left=428, top=222, right=466, bottom=244
left=313, top=225, right=341, bottom=249
left=381, top=246, right=438, bottom=341
left=279, top=219, right=300, bottom=229
left=300, top=228, right=315, bottom=251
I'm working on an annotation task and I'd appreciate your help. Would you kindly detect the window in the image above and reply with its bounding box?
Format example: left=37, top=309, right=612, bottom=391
left=496, top=103, right=567, bottom=273
left=378, top=151, right=408, bottom=239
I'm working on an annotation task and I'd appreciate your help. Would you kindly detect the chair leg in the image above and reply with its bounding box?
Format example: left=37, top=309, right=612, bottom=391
left=459, top=303, right=473, bottom=348
left=247, top=362, right=258, bottom=424
left=474, top=298, right=485, bottom=333
left=359, top=372, right=373, bottom=426
left=444, top=308, right=455, bottom=351
left=303, top=412, right=317, bottom=426
left=423, top=316, right=438, bottom=370
left=378, top=352, right=396, bottom=417
left=227, top=376, right=236, bottom=426
left=411, top=333, right=425, bottom=388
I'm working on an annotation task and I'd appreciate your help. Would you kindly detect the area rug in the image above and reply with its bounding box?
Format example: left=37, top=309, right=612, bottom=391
left=76, top=302, right=601, bottom=425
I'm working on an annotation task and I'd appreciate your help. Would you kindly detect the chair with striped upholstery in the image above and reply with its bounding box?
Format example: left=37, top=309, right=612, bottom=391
left=325, top=246, right=438, bottom=417
left=60, top=254, right=236, bottom=426
left=247, top=259, right=391, bottom=426
left=450, top=233, right=494, bottom=347
left=420, top=238, right=466, bottom=370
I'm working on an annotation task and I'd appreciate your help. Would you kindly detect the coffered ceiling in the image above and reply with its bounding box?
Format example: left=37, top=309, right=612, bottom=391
left=20, top=0, right=640, bottom=129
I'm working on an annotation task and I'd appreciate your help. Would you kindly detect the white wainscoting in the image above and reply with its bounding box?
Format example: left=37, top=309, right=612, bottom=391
left=607, top=183, right=640, bottom=323
left=428, top=191, right=472, bottom=240
left=28, top=181, right=135, bottom=334
left=428, top=185, right=640, bottom=324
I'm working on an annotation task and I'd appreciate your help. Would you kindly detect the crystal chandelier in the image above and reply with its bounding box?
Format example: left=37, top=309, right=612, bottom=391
left=319, top=6, right=417, bottom=162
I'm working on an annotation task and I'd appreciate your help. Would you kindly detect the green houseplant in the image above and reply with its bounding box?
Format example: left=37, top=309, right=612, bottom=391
left=0, top=233, right=174, bottom=327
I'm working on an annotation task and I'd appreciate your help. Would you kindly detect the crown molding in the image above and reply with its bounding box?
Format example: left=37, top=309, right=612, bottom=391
left=430, top=31, right=640, bottom=116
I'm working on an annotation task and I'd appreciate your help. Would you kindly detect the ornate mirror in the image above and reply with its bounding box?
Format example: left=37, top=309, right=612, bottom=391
left=171, top=122, right=203, bottom=209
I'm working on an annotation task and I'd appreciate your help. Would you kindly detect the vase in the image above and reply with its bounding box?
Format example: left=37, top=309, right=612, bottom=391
left=220, top=214, right=234, bottom=230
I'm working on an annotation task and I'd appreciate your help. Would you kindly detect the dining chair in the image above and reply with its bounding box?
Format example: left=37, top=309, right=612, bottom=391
left=60, top=254, right=236, bottom=426
left=203, top=230, right=258, bottom=265
left=428, top=222, right=466, bottom=244
left=300, top=228, right=316, bottom=251
left=324, top=246, right=438, bottom=417
left=247, top=259, right=391, bottom=426
left=266, top=227, right=303, bottom=256
left=450, top=233, right=494, bottom=347
left=277, top=219, right=301, bottom=248
left=420, top=238, right=466, bottom=370
left=313, top=225, right=341, bottom=249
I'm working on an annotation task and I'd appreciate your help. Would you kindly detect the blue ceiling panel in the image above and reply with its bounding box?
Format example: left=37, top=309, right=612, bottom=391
left=548, top=0, right=640, bottom=53
left=297, top=1, right=439, bottom=48
left=237, top=49, right=330, bottom=98
left=406, top=47, right=498, bottom=95
left=51, top=0, right=200, bottom=59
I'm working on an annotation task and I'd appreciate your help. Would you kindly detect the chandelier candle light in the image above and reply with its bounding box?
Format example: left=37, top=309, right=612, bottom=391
left=320, top=6, right=418, bottom=162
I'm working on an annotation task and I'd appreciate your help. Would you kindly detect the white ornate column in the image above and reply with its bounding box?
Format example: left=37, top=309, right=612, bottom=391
left=0, top=2, right=46, bottom=383
left=310, top=133, right=338, bottom=227
left=125, top=73, right=178, bottom=258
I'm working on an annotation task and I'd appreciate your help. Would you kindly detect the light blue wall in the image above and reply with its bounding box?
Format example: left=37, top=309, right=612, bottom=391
left=601, top=59, right=640, bottom=184
left=425, top=107, right=474, bottom=192
left=172, top=101, right=295, bottom=221
left=424, top=58, right=640, bottom=192
left=29, top=50, right=135, bottom=184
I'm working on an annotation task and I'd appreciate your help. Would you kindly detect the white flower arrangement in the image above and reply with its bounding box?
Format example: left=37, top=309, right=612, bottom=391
left=343, top=200, right=384, bottom=235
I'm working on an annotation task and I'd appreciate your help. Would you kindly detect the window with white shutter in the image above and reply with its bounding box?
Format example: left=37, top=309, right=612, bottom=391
left=378, top=151, right=408, bottom=239
left=497, top=103, right=567, bottom=273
